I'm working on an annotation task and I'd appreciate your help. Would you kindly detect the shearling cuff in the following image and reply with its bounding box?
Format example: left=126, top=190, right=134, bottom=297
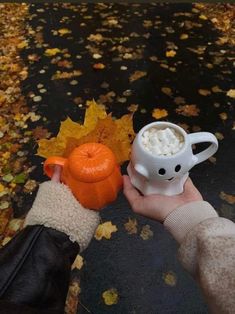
left=24, top=181, right=100, bottom=251
left=164, top=201, right=218, bottom=244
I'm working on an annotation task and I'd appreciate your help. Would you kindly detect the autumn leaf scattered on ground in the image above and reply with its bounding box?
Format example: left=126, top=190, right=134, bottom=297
left=166, top=50, right=176, bottom=57
left=140, top=225, right=153, bottom=240
left=124, top=218, right=138, bottom=234
left=212, top=85, right=223, bottom=93
left=44, top=48, right=61, bottom=57
left=71, top=254, right=84, bottom=270
left=226, top=89, right=235, bottom=98
left=198, top=89, right=211, bottom=96
left=161, top=87, right=172, bottom=96
left=214, top=132, right=224, bottom=140
left=219, top=191, right=235, bottom=205
left=219, top=112, right=228, bottom=121
left=51, top=70, right=82, bottom=80
left=102, top=289, right=119, bottom=305
left=129, top=71, right=147, bottom=82
left=176, top=105, right=200, bottom=117
left=180, top=33, right=189, bottom=40
left=163, top=271, right=177, bottom=287
left=127, top=104, right=139, bottom=113
left=152, top=108, right=168, bottom=120
left=32, top=126, right=51, bottom=140
left=93, top=63, right=105, bottom=70
left=58, top=28, right=71, bottom=36
left=95, top=221, right=118, bottom=240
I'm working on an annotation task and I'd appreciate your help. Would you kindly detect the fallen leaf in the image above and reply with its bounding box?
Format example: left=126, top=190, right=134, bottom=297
left=127, top=104, right=139, bottom=113
left=93, top=63, right=105, bottom=70
left=163, top=271, right=177, bottom=286
left=161, top=87, right=172, bottom=96
left=124, top=218, right=138, bottom=234
left=71, top=254, right=84, bottom=270
left=129, top=71, right=147, bottom=82
left=212, top=86, right=223, bottom=93
left=226, top=89, right=235, bottom=98
left=166, top=50, right=176, bottom=57
left=44, top=48, right=61, bottom=57
left=199, top=14, right=208, bottom=20
left=176, top=105, right=200, bottom=117
left=215, top=132, right=224, bottom=140
left=58, top=28, right=71, bottom=36
left=180, top=33, right=189, bottom=40
left=52, top=70, right=82, bottom=80
left=87, top=33, right=104, bottom=42
left=140, top=225, right=153, bottom=240
left=198, top=89, right=211, bottom=96
left=32, top=126, right=51, bottom=140
left=219, top=112, right=228, bottom=121
left=209, top=156, right=216, bottom=164
left=219, top=191, right=235, bottom=205
left=102, top=289, right=118, bottom=306
left=152, top=108, right=168, bottom=119
left=95, top=221, right=118, bottom=240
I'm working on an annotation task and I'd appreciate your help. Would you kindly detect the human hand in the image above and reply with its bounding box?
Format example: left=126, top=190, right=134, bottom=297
left=123, top=175, right=203, bottom=222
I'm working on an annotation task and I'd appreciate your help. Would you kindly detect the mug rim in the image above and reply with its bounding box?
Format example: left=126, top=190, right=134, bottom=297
left=137, top=121, right=188, bottom=159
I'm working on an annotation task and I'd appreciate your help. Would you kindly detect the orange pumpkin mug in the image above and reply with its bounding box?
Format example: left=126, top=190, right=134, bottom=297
left=44, top=143, right=123, bottom=210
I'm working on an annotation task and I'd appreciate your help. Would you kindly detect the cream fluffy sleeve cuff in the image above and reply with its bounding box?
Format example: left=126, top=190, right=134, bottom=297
left=24, top=181, right=100, bottom=251
left=164, top=201, right=218, bottom=244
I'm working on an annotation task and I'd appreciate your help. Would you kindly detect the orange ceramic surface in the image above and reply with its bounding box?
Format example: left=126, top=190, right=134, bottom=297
left=44, top=143, right=123, bottom=210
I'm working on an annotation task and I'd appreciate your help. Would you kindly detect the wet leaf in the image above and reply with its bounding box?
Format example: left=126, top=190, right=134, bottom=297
left=176, top=105, right=200, bottom=117
left=140, top=225, right=153, bottom=240
left=180, top=33, right=189, bottom=40
left=212, top=85, right=223, bottom=93
left=152, top=108, right=168, bottom=119
left=58, top=28, right=71, bottom=36
left=226, top=89, right=235, bottom=98
left=129, top=71, right=147, bottom=82
left=161, top=87, right=172, bottom=96
left=102, top=288, right=118, bottom=305
left=166, top=50, right=176, bottom=57
left=93, top=63, right=105, bottom=70
left=219, top=191, right=235, bottom=205
left=95, top=221, right=118, bottom=240
left=44, top=48, right=61, bottom=57
left=71, top=254, right=84, bottom=270
left=124, top=218, right=138, bottom=234
left=198, top=89, right=211, bottom=96
left=219, top=112, right=228, bottom=121
left=163, top=271, right=177, bottom=286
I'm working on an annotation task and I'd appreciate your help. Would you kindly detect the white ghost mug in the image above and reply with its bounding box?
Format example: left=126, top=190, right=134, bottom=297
left=127, top=122, right=218, bottom=196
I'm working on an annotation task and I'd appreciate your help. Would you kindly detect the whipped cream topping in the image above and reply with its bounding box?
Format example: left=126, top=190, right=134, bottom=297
left=141, top=127, right=184, bottom=156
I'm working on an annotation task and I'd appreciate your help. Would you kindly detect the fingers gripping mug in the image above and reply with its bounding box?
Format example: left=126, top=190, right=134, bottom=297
left=127, top=122, right=218, bottom=196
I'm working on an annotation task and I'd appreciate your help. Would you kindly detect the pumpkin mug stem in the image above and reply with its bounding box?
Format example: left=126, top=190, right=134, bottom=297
left=44, top=156, right=66, bottom=179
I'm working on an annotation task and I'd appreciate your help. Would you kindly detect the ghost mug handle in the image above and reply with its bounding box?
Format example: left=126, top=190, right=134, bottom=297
left=44, top=157, right=67, bottom=181
left=188, top=132, right=218, bottom=166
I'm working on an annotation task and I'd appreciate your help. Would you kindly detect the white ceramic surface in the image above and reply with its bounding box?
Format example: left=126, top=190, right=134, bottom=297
left=127, top=121, right=218, bottom=196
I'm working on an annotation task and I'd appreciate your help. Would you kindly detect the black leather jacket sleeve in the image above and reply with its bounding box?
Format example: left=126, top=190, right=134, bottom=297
left=0, top=225, right=80, bottom=314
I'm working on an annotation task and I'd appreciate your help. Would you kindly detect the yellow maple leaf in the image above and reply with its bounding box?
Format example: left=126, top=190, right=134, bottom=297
left=17, top=41, right=28, bottom=49
left=95, top=221, right=117, bottom=240
left=58, top=28, right=71, bottom=36
left=227, top=89, right=235, bottom=98
left=45, top=48, right=61, bottom=57
left=71, top=254, right=84, bottom=270
left=163, top=271, right=177, bottom=286
left=37, top=100, right=135, bottom=164
left=102, top=289, right=119, bottom=305
left=166, top=50, right=176, bottom=57
left=124, top=218, right=138, bottom=234
left=152, top=108, right=168, bottom=120
left=199, top=14, right=208, bottom=20
left=140, top=225, right=153, bottom=240
left=180, top=33, right=189, bottom=40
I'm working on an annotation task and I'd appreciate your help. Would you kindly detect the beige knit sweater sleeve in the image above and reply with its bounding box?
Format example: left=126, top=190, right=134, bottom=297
left=164, top=201, right=235, bottom=313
